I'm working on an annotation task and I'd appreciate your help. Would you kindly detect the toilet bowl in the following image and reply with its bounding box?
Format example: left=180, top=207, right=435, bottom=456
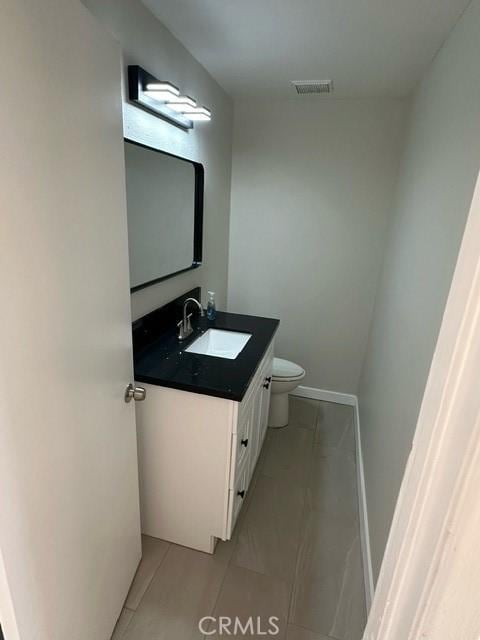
left=268, top=357, right=306, bottom=428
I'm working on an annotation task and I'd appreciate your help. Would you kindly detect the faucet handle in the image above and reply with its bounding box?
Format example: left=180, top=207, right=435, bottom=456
left=186, top=312, right=193, bottom=332
left=177, top=319, right=184, bottom=339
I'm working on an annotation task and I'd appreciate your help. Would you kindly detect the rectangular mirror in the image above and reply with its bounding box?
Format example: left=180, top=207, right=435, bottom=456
left=124, top=139, right=204, bottom=291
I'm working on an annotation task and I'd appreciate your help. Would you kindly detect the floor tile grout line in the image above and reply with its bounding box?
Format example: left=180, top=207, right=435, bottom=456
left=287, top=481, right=310, bottom=625
left=304, top=401, right=321, bottom=501
left=314, top=399, right=322, bottom=429
left=226, top=439, right=299, bottom=633
left=289, top=396, right=321, bottom=433
left=116, top=542, right=174, bottom=638
left=203, top=549, right=235, bottom=637
left=206, top=462, right=294, bottom=638
left=127, top=540, right=173, bottom=615
left=287, top=399, right=361, bottom=633
left=288, top=422, right=316, bottom=432
left=232, top=477, right=309, bottom=585
left=288, top=621, right=340, bottom=640
left=255, top=412, right=318, bottom=605
left=286, top=398, right=319, bottom=623
left=249, top=401, right=357, bottom=633
left=230, top=557, right=297, bottom=585
left=116, top=610, right=133, bottom=640
left=208, top=446, right=272, bottom=632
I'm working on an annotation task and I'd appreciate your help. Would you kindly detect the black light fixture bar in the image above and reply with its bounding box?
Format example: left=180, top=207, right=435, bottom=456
left=128, top=65, right=194, bottom=130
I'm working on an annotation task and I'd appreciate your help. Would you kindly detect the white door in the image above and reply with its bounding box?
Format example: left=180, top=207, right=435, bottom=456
left=0, top=2, right=141, bottom=639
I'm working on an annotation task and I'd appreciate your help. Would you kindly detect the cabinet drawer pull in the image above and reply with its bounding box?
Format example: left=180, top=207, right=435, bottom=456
left=263, top=382, right=270, bottom=390
left=237, top=490, right=246, bottom=499
left=241, top=438, right=249, bottom=447
left=265, top=376, right=272, bottom=383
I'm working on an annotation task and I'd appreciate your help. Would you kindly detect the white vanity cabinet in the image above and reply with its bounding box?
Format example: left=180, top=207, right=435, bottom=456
left=135, top=340, right=274, bottom=553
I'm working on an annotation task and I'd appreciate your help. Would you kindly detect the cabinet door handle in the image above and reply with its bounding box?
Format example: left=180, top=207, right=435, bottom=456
left=237, top=490, right=246, bottom=499
left=241, top=438, right=249, bottom=447
left=265, top=376, right=272, bottom=383
left=263, top=382, right=270, bottom=390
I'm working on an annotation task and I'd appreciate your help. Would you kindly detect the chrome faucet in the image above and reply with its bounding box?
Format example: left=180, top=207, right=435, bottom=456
left=177, top=297, right=204, bottom=340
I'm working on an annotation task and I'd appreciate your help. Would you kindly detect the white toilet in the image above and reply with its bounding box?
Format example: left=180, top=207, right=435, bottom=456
left=268, top=357, right=306, bottom=428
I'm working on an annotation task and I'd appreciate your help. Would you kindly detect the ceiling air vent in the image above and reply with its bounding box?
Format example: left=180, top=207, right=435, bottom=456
left=292, top=80, right=333, bottom=95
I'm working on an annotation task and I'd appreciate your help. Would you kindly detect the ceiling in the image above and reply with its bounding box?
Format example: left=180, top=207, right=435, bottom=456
left=142, top=0, right=470, bottom=99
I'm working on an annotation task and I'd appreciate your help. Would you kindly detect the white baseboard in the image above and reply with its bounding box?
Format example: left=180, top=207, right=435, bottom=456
left=291, top=385, right=356, bottom=406
left=290, top=385, right=375, bottom=611
left=353, top=397, right=375, bottom=610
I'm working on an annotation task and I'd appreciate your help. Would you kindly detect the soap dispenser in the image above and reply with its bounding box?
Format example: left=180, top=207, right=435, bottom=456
left=207, top=291, right=217, bottom=321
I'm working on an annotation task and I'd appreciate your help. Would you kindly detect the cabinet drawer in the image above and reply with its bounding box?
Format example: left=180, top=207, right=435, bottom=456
left=229, top=457, right=249, bottom=534
left=235, top=408, right=252, bottom=477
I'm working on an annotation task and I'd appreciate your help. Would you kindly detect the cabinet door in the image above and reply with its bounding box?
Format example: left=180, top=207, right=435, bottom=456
left=260, top=372, right=272, bottom=443
left=233, top=399, right=254, bottom=488
left=226, top=453, right=250, bottom=538
left=247, top=350, right=274, bottom=480
left=248, top=383, right=264, bottom=481
left=227, top=341, right=275, bottom=536
left=232, top=460, right=249, bottom=529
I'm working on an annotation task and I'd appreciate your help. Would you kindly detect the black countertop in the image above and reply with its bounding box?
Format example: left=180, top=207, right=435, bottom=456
left=134, top=310, right=279, bottom=401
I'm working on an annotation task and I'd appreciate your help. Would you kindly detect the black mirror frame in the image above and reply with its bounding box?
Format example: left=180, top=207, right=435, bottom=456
left=124, top=138, right=204, bottom=293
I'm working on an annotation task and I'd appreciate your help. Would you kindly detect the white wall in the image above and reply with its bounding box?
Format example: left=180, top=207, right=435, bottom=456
left=358, top=0, right=480, bottom=582
left=228, top=99, right=406, bottom=392
left=83, top=0, right=233, bottom=320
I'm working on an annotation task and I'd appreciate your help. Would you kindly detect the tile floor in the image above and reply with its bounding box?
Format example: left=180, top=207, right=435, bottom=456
left=112, top=397, right=366, bottom=640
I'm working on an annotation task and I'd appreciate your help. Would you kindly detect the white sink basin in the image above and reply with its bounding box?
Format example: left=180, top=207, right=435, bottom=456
left=185, top=329, right=252, bottom=360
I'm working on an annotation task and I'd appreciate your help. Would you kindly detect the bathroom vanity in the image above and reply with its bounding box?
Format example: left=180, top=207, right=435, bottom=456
left=132, top=290, right=279, bottom=553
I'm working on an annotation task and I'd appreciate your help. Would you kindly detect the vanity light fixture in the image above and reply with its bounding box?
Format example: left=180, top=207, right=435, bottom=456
left=168, top=95, right=196, bottom=107
left=166, top=96, right=197, bottom=112
left=185, top=107, right=212, bottom=121
left=128, top=65, right=212, bottom=130
left=144, top=81, right=180, bottom=102
left=168, top=98, right=212, bottom=121
left=170, top=102, right=211, bottom=116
